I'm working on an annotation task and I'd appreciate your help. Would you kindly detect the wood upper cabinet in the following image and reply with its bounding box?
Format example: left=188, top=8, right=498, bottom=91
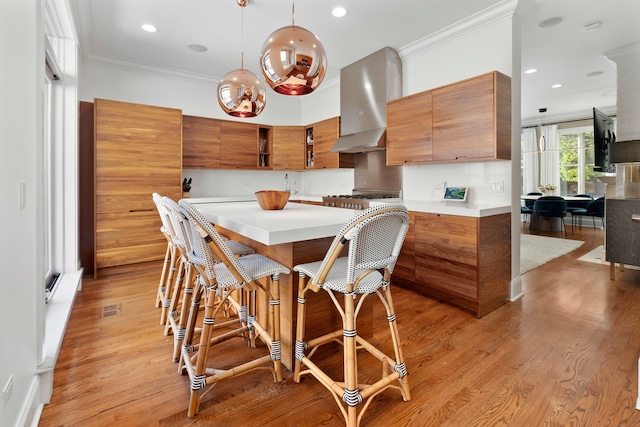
left=394, top=211, right=511, bottom=318
left=386, top=91, right=433, bottom=165
left=220, top=121, right=259, bottom=169
left=182, top=115, right=221, bottom=169
left=309, top=117, right=354, bottom=169
left=94, top=99, right=182, bottom=269
left=272, top=125, right=305, bottom=170
left=432, top=71, right=511, bottom=162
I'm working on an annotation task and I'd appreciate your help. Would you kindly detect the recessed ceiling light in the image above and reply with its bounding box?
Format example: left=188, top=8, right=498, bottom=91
left=587, top=71, right=603, bottom=77
left=141, top=24, right=157, bottom=33
left=551, top=84, right=562, bottom=89
left=524, top=68, right=538, bottom=74
left=538, top=17, right=563, bottom=29
left=188, top=44, right=208, bottom=53
left=332, top=7, right=348, bottom=18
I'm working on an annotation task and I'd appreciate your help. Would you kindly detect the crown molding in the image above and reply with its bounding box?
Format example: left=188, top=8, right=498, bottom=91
left=398, top=0, right=518, bottom=61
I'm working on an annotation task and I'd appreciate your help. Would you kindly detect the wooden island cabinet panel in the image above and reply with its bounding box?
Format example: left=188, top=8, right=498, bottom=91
left=393, top=211, right=511, bottom=318
left=386, top=91, right=433, bottom=165
left=94, top=99, right=182, bottom=269
left=272, top=125, right=305, bottom=170
left=182, top=115, right=221, bottom=169
left=432, top=71, right=511, bottom=162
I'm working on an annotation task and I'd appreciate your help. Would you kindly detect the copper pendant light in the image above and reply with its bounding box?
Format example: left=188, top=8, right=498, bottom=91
left=260, top=2, right=327, bottom=95
left=217, top=0, right=266, bottom=117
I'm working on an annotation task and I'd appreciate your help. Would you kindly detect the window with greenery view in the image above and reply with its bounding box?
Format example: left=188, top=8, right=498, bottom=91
left=558, top=128, right=595, bottom=195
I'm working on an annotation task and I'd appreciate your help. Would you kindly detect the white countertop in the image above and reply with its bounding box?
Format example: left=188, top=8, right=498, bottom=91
left=399, top=200, right=511, bottom=217
left=188, top=200, right=357, bottom=245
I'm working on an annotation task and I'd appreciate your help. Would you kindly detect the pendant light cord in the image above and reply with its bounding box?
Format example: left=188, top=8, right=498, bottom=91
left=291, top=2, right=295, bottom=27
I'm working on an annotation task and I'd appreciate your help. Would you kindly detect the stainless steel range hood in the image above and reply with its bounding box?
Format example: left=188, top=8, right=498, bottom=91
left=331, top=47, right=402, bottom=153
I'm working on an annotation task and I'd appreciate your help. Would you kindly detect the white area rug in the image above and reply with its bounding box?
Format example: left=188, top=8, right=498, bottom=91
left=577, top=245, right=606, bottom=265
left=520, top=234, right=585, bottom=275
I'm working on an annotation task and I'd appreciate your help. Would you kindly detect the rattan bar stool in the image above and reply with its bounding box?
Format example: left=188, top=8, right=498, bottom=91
left=178, top=199, right=290, bottom=418
left=293, top=204, right=411, bottom=427
left=161, top=196, right=255, bottom=361
left=152, top=193, right=181, bottom=326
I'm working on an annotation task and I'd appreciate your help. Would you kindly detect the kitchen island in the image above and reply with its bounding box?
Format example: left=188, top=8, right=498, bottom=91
left=188, top=198, right=512, bottom=368
left=189, top=199, right=364, bottom=370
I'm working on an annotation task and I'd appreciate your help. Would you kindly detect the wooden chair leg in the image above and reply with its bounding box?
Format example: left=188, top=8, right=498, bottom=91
left=156, top=244, right=172, bottom=308
left=174, top=264, right=197, bottom=364
left=381, top=285, right=410, bottom=401
left=160, top=245, right=178, bottom=326
left=270, top=274, right=283, bottom=383
left=164, top=257, right=186, bottom=336
left=293, top=273, right=309, bottom=382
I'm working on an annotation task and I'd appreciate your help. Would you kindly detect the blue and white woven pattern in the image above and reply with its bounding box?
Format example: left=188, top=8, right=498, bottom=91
left=178, top=200, right=290, bottom=289
left=294, top=204, right=409, bottom=294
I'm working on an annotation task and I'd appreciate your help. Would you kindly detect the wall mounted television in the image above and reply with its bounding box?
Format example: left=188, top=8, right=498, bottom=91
left=593, top=107, right=616, bottom=172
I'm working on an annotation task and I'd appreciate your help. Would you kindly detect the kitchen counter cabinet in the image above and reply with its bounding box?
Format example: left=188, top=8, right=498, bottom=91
left=272, top=125, right=305, bottom=170
left=432, top=71, right=511, bottom=162
left=393, top=211, right=511, bottom=317
left=386, top=91, right=433, bottom=165
left=94, top=98, right=182, bottom=269
left=182, top=115, right=221, bottom=169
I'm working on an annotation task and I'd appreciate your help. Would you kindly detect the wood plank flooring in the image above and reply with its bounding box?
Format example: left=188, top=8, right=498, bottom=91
left=40, top=223, right=640, bottom=426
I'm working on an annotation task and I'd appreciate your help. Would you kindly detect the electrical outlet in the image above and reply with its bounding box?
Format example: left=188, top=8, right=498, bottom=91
left=243, top=181, right=251, bottom=187
left=2, top=375, right=13, bottom=409
left=490, top=180, right=504, bottom=192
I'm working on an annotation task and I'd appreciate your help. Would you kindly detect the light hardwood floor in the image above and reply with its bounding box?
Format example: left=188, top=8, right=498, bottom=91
left=40, top=223, right=640, bottom=426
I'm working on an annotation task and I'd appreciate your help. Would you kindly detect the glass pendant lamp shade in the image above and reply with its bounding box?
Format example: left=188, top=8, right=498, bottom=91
left=260, top=24, right=327, bottom=95
left=217, top=68, right=266, bottom=117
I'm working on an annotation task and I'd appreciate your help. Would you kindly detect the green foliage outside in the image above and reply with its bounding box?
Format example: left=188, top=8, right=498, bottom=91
left=559, top=132, right=595, bottom=185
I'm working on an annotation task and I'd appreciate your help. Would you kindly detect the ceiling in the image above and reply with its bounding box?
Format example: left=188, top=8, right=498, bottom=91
left=68, top=0, right=640, bottom=127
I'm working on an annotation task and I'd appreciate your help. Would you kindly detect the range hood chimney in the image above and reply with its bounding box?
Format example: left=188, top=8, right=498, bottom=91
left=331, top=47, right=402, bottom=153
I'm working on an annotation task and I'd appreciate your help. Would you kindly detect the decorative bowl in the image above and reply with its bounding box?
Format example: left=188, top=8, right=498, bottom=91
left=255, top=190, right=290, bottom=210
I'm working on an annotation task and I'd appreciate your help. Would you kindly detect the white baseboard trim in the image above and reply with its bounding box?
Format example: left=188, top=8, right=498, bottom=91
left=510, top=276, right=523, bottom=301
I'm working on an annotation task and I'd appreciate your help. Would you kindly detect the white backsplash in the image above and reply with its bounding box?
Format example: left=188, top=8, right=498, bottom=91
left=185, top=161, right=511, bottom=206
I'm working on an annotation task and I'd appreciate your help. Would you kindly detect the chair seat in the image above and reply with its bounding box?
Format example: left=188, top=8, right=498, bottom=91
left=294, top=258, right=384, bottom=294
left=214, top=253, right=290, bottom=289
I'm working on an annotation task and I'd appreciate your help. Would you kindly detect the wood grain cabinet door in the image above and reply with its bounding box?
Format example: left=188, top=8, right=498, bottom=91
left=272, top=125, right=305, bottom=170
left=414, top=213, right=479, bottom=304
left=432, top=71, right=511, bottom=162
left=94, top=98, right=182, bottom=268
left=386, top=91, right=433, bottom=165
left=310, top=117, right=354, bottom=169
left=182, top=115, right=221, bottom=169
left=220, top=121, right=259, bottom=169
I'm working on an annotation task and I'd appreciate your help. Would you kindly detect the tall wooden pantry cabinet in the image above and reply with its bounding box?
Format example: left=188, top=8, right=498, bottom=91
left=94, top=99, right=182, bottom=271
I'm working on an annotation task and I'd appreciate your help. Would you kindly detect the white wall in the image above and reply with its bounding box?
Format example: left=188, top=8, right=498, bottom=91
left=79, top=62, right=304, bottom=125
left=1, top=2, right=42, bottom=426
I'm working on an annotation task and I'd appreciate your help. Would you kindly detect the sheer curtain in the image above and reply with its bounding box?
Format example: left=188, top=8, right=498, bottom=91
left=539, top=124, right=559, bottom=190
left=521, top=127, right=539, bottom=194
